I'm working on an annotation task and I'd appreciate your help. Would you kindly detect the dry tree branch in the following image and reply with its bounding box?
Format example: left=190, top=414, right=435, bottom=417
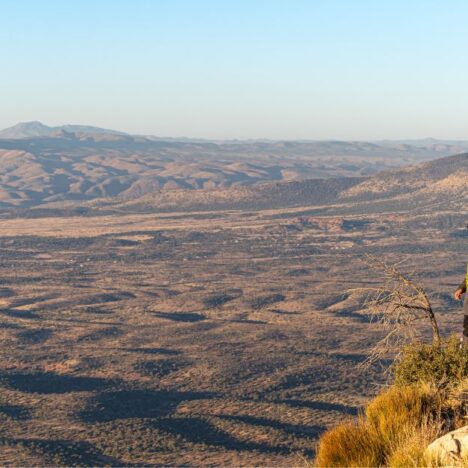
left=350, top=255, right=440, bottom=370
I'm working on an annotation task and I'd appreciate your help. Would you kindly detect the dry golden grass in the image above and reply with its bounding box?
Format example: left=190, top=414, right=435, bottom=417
left=315, top=418, right=383, bottom=467
left=386, top=420, right=444, bottom=467
left=315, top=384, right=445, bottom=467
left=447, top=378, right=468, bottom=429
left=365, top=384, right=443, bottom=443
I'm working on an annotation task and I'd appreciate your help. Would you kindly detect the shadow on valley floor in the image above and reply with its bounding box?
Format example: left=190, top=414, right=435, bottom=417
left=82, top=306, right=114, bottom=315
left=217, top=414, right=325, bottom=438
left=274, top=399, right=359, bottom=416
left=0, top=371, right=116, bottom=394
left=0, top=437, right=123, bottom=466
left=121, top=347, right=181, bottom=356
left=0, top=288, right=15, bottom=298
left=0, top=404, right=32, bottom=420
left=80, top=389, right=217, bottom=423
left=0, top=322, right=23, bottom=329
left=16, top=328, right=53, bottom=344
left=332, top=308, right=373, bottom=323
left=153, top=312, right=206, bottom=322
left=250, top=294, right=286, bottom=310
left=134, top=358, right=189, bottom=378
left=152, top=417, right=308, bottom=456
left=77, top=326, right=123, bottom=343
left=82, top=292, right=136, bottom=304
left=228, top=318, right=268, bottom=325
left=270, top=309, right=301, bottom=315
left=293, top=350, right=393, bottom=373
left=0, top=309, right=40, bottom=320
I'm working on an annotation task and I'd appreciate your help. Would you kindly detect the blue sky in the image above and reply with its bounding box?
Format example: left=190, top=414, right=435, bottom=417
left=1, top=0, right=468, bottom=139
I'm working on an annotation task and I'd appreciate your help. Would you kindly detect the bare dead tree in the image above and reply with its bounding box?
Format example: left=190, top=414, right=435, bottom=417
left=349, top=255, right=441, bottom=368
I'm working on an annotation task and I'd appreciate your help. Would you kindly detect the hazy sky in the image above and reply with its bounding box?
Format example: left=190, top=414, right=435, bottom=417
left=2, top=0, right=468, bottom=139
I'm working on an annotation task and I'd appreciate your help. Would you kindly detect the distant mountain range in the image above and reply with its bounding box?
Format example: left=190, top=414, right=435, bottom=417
left=0, top=121, right=467, bottom=210
left=3, top=121, right=468, bottom=148
left=0, top=121, right=127, bottom=139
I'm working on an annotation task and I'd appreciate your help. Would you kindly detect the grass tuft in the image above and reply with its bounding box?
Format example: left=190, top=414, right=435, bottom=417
left=315, top=418, right=383, bottom=467
left=315, top=384, right=446, bottom=467
left=386, top=419, right=443, bottom=467
left=365, top=383, right=442, bottom=446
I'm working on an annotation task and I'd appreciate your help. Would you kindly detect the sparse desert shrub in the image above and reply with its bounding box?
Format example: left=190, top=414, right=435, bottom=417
left=315, top=418, right=384, bottom=467
left=250, top=293, right=285, bottom=310
left=315, top=258, right=467, bottom=467
left=315, top=384, right=444, bottom=467
left=394, top=335, right=468, bottom=388
left=203, top=293, right=236, bottom=308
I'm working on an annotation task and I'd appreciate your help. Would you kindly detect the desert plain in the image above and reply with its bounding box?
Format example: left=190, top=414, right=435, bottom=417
left=0, top=131, right=466, bottom=465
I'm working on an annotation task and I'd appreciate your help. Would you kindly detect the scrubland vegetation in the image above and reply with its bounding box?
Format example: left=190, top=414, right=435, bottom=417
left=0, top=152, right=465, bottom=465
left=315, top=256, right=468, bottom=467
left=315, top=334, right=468, bottom=466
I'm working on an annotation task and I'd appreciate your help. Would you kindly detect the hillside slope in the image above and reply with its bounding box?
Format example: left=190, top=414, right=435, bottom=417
left=99, top=177, right=364, bottom=213
left=341, top=153, right=468, bottom=201
left=0, top=130, right=466, bottom=209
left=91, top=152, right=467, bottom=215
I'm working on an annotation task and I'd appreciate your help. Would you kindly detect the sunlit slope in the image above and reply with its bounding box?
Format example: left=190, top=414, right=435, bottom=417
left=0, top=130, right=465, bottom=208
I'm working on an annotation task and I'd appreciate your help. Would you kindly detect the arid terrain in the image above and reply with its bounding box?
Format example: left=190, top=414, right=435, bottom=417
left=0, top=132, right=466, bottom=465
left=2, top=122, right=468, bottom=209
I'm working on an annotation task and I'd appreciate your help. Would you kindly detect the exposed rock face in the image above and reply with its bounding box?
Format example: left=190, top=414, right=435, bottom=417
left=426, top=426, right=468, bottom=465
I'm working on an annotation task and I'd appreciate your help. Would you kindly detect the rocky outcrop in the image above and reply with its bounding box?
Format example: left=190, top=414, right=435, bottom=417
left=426, top=425, right=468, bottom=465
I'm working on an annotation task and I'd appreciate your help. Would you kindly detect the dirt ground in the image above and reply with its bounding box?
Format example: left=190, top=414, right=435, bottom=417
left=0, top=205, right=465, bottom=465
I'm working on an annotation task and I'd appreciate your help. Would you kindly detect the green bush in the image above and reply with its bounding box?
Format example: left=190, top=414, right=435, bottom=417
left=394, top=335, right=468, bottom=388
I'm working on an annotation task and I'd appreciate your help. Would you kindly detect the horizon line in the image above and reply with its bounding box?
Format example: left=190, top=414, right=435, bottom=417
left=3, top=120, right=468, bottom=143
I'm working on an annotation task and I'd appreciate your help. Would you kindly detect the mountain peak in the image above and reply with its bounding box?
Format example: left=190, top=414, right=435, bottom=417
left=19, top=120, right=47, bottom=126
left=0, top=121, right=52, bottom=138
left=0, top=122, right=127, bottom=139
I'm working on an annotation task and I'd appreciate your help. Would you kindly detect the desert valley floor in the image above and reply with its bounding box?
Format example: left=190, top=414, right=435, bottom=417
left=0, top=198, right=466, bottom=465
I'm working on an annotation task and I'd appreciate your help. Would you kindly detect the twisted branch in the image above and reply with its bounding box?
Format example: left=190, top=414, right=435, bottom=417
left=350, top=255, right=440, bottom=369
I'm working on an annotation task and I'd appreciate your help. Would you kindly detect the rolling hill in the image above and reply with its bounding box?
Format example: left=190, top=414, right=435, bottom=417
left=0, top=127, right=466, bottom=466
left=341, top=152, right=468, bottom=201
left=92, top=152, right=467, bottom=214
left=0, top=123, right=467, bottom=209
